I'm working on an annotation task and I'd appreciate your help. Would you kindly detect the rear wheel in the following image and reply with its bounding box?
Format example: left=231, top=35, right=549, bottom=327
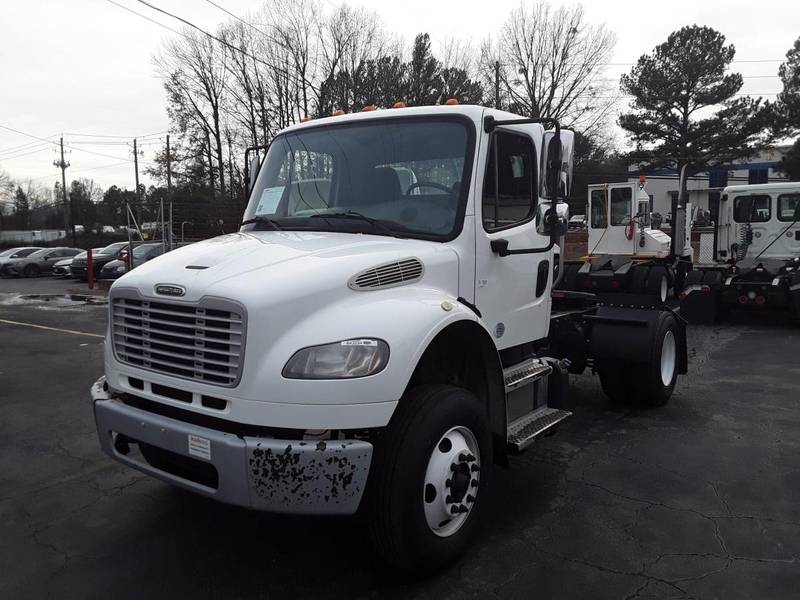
left=632, top=312, right=679, bottom=407
left=596, top=312, right=679, bottom=407
left=646, top=266, right=669, bottom=303
left=366, top=384, right=491, bottom=574
left=630, top=264, right=650, bottom=294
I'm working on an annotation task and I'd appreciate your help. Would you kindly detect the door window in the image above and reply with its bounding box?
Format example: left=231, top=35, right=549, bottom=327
left=610, top=187, right=633, bottom=225
left=733, top=195, right=771, bottom=223
left=777, top=194, right=800, bottom=222
left=590, top=189, right=606, bottom=228
left=482, top=132, right=537, bottom=231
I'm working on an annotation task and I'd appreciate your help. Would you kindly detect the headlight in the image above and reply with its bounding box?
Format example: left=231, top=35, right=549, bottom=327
left=283, top=338, right=389, bottom=379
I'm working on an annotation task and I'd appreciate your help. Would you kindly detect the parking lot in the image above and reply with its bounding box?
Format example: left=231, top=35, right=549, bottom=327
left=2, top=276, right=800, bottom=599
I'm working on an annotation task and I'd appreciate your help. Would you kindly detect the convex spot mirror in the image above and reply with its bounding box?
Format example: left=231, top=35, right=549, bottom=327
left=536, top=202, right=569, bottom=237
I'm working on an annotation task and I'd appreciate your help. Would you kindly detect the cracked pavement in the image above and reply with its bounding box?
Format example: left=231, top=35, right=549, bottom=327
left=2, top=278, right=800, bottom=599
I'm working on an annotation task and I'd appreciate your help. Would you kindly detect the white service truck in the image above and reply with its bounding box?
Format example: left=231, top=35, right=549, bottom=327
left=557, top=178, right=694, bottom=303
left=679, top=181, right=800, bottom=322
left=92, top=105, right=687, bottom=572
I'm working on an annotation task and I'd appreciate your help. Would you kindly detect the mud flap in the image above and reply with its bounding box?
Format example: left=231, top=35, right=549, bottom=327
left=680, top=288, right=719, bottom=324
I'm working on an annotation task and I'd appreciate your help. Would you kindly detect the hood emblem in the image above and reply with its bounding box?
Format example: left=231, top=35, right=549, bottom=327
left=155, top=284, right=186, bottom=297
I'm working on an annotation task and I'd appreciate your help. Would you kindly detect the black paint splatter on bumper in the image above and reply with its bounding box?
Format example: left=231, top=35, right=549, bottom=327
left=247, top=439, right=373, bottom=515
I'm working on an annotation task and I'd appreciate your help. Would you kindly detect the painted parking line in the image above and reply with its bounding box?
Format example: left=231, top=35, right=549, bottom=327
left=0, top=318, right=104, bottom=339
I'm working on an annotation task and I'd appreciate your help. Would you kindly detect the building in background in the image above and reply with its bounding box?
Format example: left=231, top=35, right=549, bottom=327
left=629, top=145, right=791, bottom=219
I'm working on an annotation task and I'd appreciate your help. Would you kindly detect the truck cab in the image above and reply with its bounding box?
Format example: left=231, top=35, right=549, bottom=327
left=93, top=104, right=686, bottom=573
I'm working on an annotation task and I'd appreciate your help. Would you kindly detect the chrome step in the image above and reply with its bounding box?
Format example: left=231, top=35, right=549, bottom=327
left=507, top=407, right=572, bottom=453
left=503, top=358, right=552, bottom=392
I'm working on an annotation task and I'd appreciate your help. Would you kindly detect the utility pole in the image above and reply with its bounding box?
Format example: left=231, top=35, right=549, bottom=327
left=53, top=137, right=75, bottom=246
left=132, top=138, right=142, bottom=226
left=494, top=60, right=501, bottom=110
left=166, top=134, right=173, bottom=248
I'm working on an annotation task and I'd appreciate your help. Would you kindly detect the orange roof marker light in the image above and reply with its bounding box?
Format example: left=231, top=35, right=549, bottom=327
left=444, top=98, right=459, bottom=105
left=639, top=174, right=647, bottom=184
left=300, top=115, right=313, bottom=122
left=361, top=105, right=376, bottom=112
left=392, top=101, right=407, bottom=109
left=332, top=109, right=346, bottom=116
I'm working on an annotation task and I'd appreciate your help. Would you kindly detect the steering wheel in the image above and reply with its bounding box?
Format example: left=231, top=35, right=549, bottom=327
left=405, top=181, right=452, bottom=195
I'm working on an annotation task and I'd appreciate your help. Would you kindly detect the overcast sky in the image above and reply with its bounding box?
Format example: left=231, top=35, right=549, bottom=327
left=1, top=0, right=798, bottom=190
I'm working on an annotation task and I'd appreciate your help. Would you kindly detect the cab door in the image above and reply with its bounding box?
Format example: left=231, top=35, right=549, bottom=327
left=775, top=192, right=800, bottom=257
left=474, top=127, right=551, bottom=349
left=587, top=185, right=608, bottom=255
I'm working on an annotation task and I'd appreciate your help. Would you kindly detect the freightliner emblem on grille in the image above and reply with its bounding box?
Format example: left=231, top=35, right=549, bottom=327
left=154, top=284, right=186, bottom=297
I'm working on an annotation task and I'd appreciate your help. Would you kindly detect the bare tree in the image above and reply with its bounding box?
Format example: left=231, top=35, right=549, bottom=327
left=156, top=28, right=230, bottom=197
left=481, top=1, right=617, bottom=136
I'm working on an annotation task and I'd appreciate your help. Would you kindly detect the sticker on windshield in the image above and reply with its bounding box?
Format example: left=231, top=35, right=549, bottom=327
left=256, top=186, right=284, bottom=214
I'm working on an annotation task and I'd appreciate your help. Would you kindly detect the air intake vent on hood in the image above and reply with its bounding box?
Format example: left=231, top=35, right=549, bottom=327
left=348, top=258, right=424, bottom=290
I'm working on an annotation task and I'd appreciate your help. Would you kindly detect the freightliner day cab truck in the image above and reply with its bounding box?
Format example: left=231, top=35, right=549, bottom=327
left=679, top=181, right=800, bottom=323
left=92, top=104, right=688, bottom=573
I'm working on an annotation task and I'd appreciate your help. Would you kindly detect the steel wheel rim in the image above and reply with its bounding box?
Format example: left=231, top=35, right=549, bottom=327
left=423, top=426, right=480, bottom=538
left=660, top=330, right=676, bottom=386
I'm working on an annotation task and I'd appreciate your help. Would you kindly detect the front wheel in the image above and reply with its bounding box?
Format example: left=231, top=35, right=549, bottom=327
left=365, top=384, right=491, bottom=574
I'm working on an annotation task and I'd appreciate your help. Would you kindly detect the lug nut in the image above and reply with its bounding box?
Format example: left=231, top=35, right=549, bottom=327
left=458, top=505, right=469, bottom=513
left=458, top=453, right=468, bottom=462
left=445, top=478, right=452, bottom=487
left=466, top=494, right=475, bottom=504
left=450, top=505, right=460, bottom=515
left=450, top=463, right=458, bottom=472
left=470, top=479, right=479, bottom=488
left=445, top=495, right=453, bottom=503
left=471, top=464, right=480, bottom=472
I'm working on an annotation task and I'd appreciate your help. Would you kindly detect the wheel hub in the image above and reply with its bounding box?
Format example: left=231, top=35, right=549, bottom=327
left=423, top=427, right=480, bottom=537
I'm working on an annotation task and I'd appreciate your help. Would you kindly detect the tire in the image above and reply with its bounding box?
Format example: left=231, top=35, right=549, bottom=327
left=684, top=269, right=704, bottom=287
left=631, top=312, right=679, bottom=407
left=646, top=266, right=669, bottom=303
left=23, top=264, right=40, bottom=278
left=561, top=262, right=580, bottom=291
left=366, top=384, right=491, bottom=574
left=702, top=270, right=723, bottom=287
left=597, top=361, right=633, bottom=404
left=630, top=265, right=650, bottom=294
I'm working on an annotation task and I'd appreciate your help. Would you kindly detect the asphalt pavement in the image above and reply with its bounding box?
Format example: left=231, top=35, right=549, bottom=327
left=1, top=277, right=799, bottom=599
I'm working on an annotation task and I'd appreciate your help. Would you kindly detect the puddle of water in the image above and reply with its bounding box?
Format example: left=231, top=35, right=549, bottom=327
left=0, top=293, right=108, bottom=310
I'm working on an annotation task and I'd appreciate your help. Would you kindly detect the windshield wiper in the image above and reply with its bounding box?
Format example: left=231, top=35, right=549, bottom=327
left=308, top=211, right=403, bottom=238
left=240, top=216, right=282, bottom=231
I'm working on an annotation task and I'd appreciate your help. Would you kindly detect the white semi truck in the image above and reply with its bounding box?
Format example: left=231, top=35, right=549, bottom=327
left=92, top=104, right=687, bottom=572
left=680, top=181, right=800, bottom=322
left=557, top=178, right=694, bottom=303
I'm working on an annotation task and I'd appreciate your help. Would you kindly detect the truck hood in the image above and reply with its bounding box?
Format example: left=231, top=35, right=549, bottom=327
left=111, top=231, right=460, bottom=304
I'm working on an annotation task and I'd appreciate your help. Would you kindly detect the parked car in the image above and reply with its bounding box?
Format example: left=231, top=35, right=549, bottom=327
left=5, top=247, right=82, bottom=277
left=568, top=214, right=586, bottom=229
left=100, top=243, right=165, bottom=279
left=70, top=242, right=138, bottom=281
left=0, top=247, right=44, bottom=276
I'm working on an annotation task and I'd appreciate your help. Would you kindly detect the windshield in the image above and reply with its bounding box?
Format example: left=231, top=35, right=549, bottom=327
left=10, top=248, right=40, bottom=258
left=242, top=117, right=474, bottom=240
left=99, top=242, right=126, bottom=255
left=133, top=244, right=160, bottom=258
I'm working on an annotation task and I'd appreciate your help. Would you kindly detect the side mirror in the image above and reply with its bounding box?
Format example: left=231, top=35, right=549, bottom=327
left=247, top=150, right=262, bottom=193
left=542, top=135, right=562, bottom=200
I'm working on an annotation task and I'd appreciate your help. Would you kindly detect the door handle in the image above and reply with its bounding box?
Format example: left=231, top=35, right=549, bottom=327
left=490, top=238, right=554, bottom=257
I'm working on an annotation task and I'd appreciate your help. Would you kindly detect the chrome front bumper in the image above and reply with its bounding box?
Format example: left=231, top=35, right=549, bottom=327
left=91, top=378, right=373, bottom=515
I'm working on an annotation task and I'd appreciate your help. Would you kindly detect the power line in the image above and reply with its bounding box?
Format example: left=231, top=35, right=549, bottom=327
left=133, top=0, right=290, bottom=76
left=0, top=146, right=53, bottom=161
left=0, top=123, right=55, bottom=144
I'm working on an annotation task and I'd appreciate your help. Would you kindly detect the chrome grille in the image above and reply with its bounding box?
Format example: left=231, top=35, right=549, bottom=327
left=348, top=258, right=424, bottom=290
left=111, top=296, right=244, bottom=386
